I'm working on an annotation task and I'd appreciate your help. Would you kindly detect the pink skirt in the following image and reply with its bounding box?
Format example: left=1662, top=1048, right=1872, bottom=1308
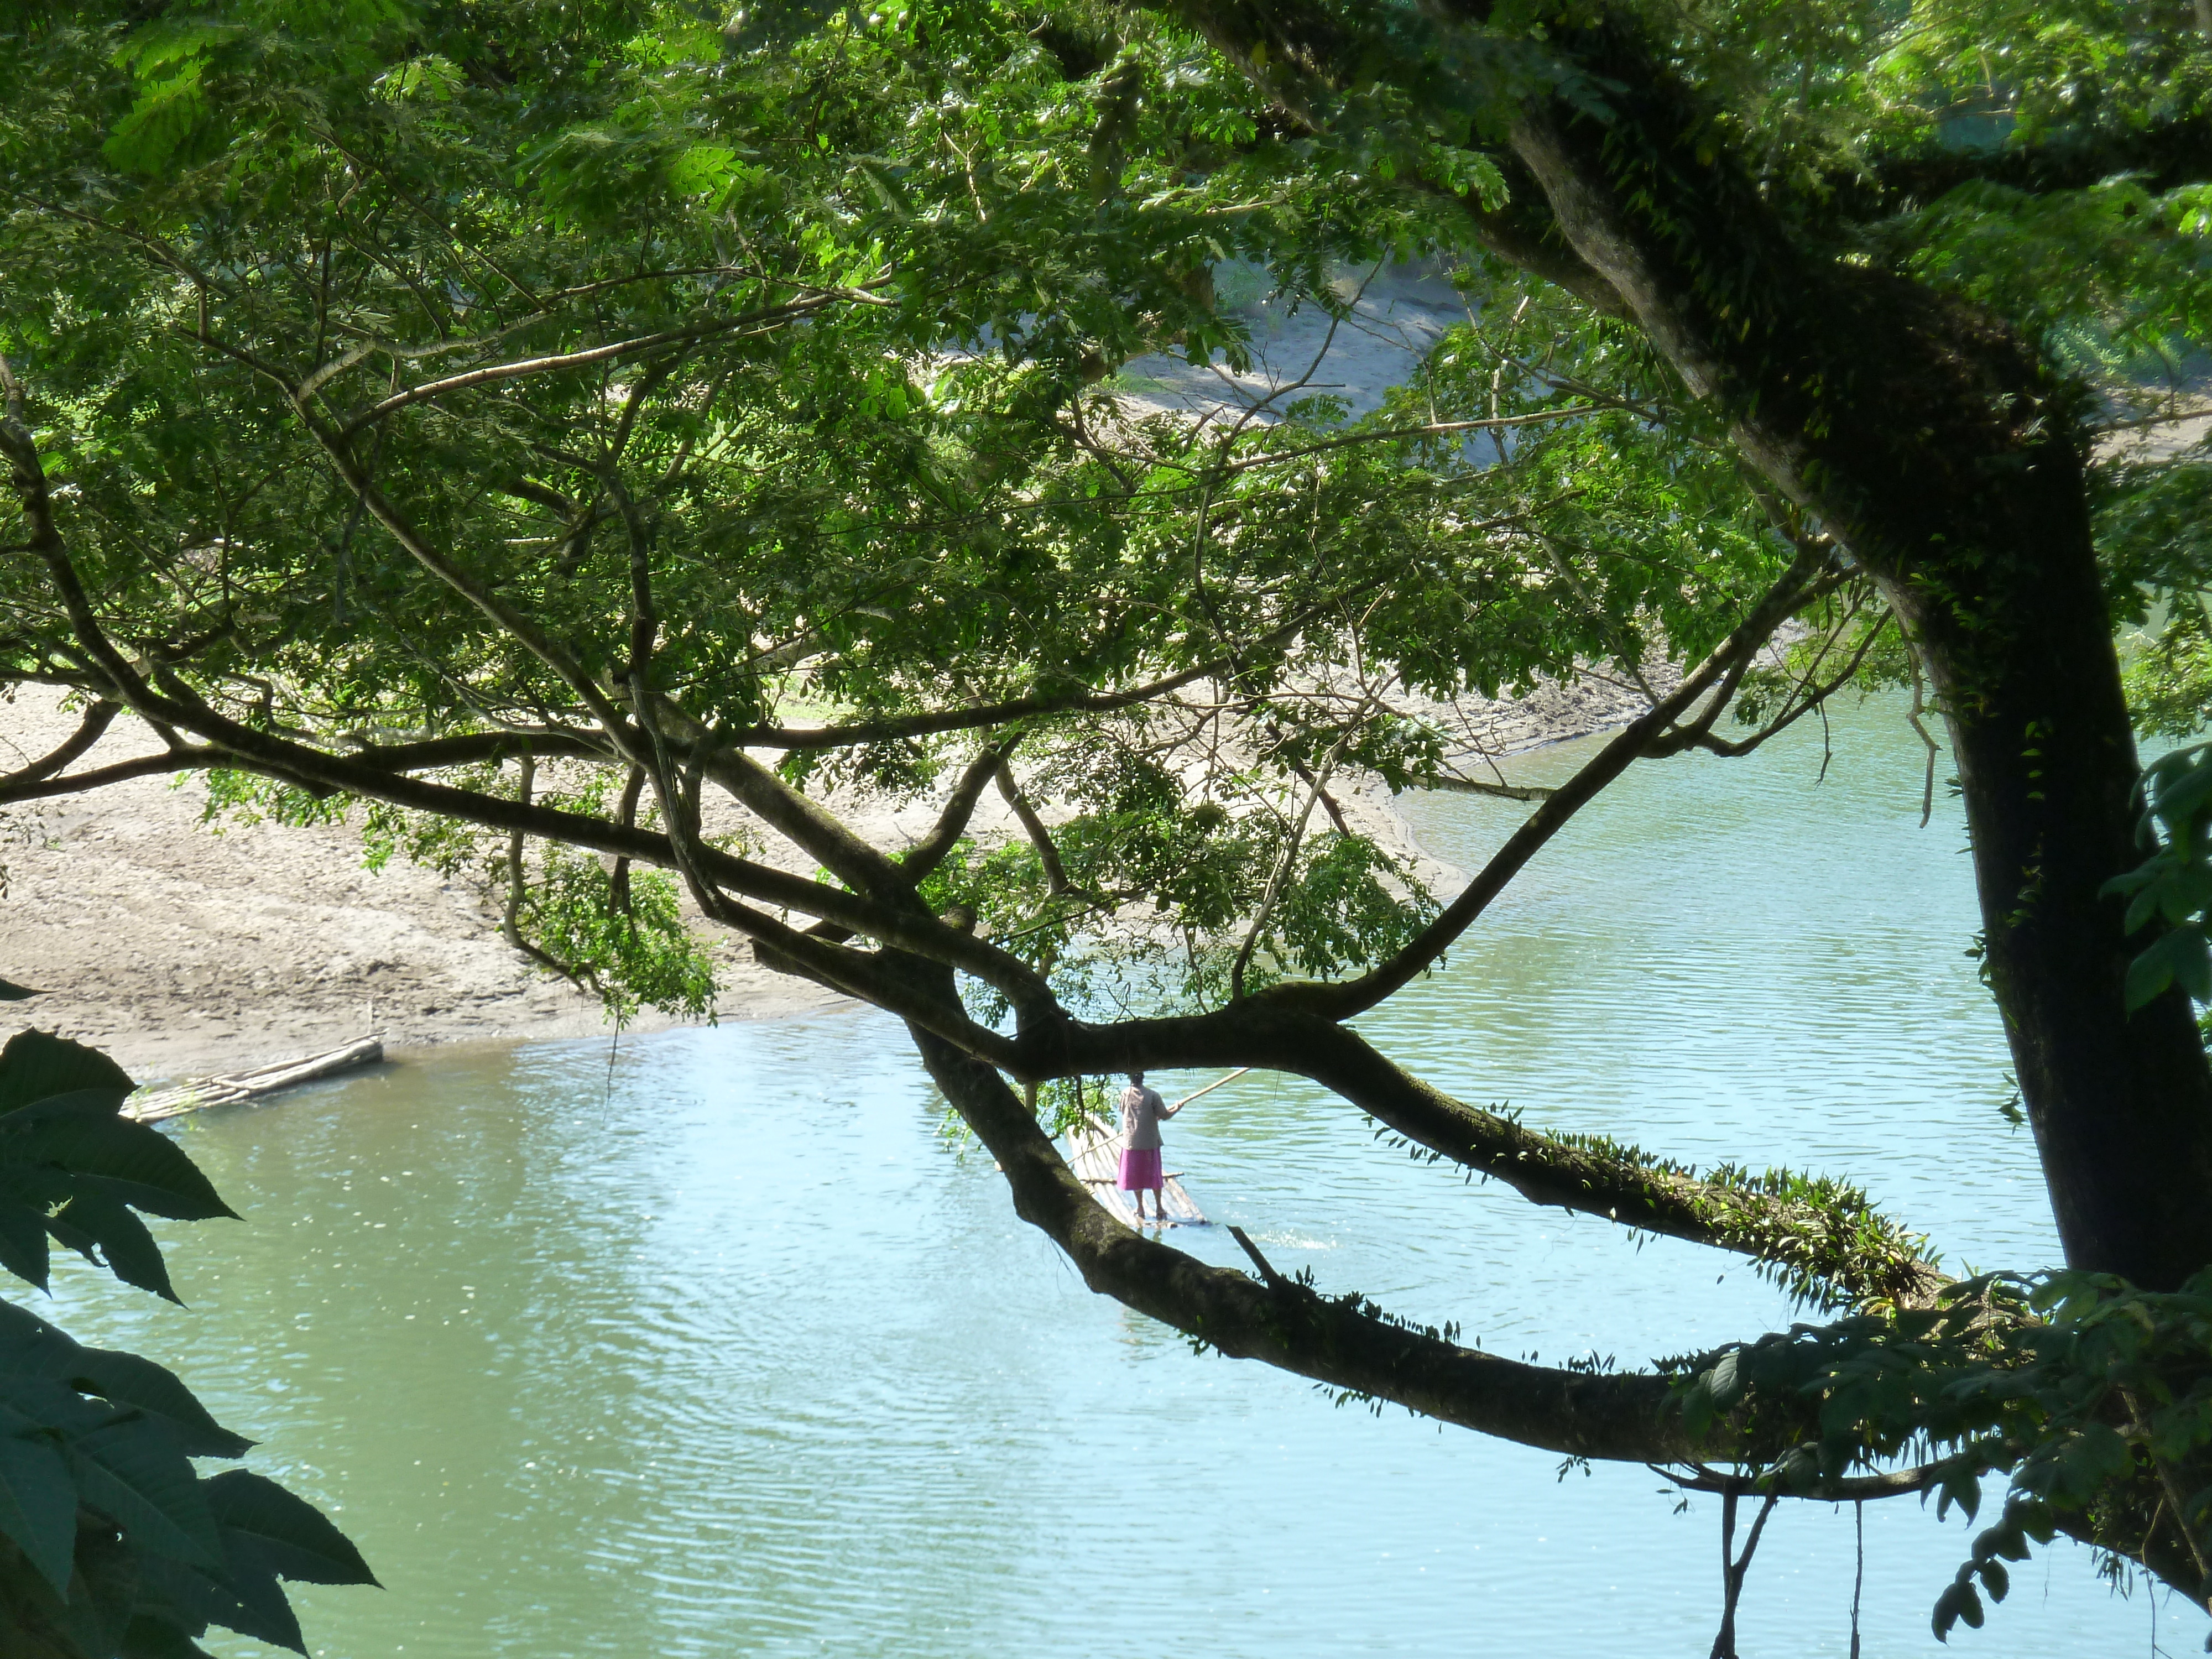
left=1118, top=1147, right=1164, bottom=1191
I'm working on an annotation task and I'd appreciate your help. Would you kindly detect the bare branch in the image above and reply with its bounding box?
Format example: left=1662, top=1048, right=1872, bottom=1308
left=1658, top=608, right=1890, bottom=761
left=608, top=763, right=646, bottom=914
left=1655, top=1462, right=1937, bottom=1503
left=1230, top=701, right=1370, bottom=998
left=733, top=610, right=1324, bottom=751
left=1201, top=404, right=1597, bottom=480
left=0, top=746, right=219, bottom=805
left=498, top=754, right=596, bottom=990
left=1408, top=770, right=1556, bottom=804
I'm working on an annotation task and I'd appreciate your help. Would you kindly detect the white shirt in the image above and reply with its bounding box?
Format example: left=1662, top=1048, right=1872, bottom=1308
left=1120, top=1085, right=1166, bottom=1151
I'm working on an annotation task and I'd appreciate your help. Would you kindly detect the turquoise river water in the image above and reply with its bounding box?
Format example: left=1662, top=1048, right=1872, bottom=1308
left=46, top=694, right=2208, bottom=1655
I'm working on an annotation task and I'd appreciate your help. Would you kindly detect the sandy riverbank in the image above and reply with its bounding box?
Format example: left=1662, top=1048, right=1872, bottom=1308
left=0, top=686, right=848, bottom=1081
left=0, top=662, right=1653, bottom=1082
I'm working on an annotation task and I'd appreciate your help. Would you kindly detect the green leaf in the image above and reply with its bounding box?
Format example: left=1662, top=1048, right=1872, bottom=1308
left=135, top=1526, right=316, bottom=1653
left=2123, top=880, right=2164, bottom=935
left=0, top=1095, right=236, bottom=1220
left=0, top=1430, right=78, bottom=1595
left=1936, top=1464, right=1981, bottom=1522
left=0, top=1297, right=252, bottom=1458
left=2152, top=749, right=2212, bottom=828
left=1933, top=1578, right=1985, bottom=1638
left=62, top=1410, right=223, bottom=1569
left=49, top=1188, right=179, bottom=1303
left=0, top=979, right=41, bottom=1002
left=2048, top=1422, right=2133, bottom=1503
left=102, top=66, right=212, bottom=176
left=0, top=1182, right=53, bottom=1290
left=194, top=1551, right=305, bottom=1655
left=204, top=1470, right=378, bottom=1587
left=124, top=1554, right=224, bottom=1646
left=119, top=1616, right=218, bottom=1659
left=2176, top=928, right=2212, bottom=1002
left=2122, top=926, right=2212, bottom=1011
left=0, top=1031, right=134, bottom=1115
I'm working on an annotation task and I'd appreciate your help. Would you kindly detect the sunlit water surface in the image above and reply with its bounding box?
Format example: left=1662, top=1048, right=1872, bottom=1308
left=50, top=695, right=2206, bottom=1656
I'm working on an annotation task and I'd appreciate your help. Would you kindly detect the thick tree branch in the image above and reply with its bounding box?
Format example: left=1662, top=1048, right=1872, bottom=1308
left=911, top=1019, right=1705, bottom=1462
left=1657, top=1462, right=1936, bottom=1503
left=341, top=729, right=606, bottom=770
left=998, top=1001, right=1943, bottom=1308
left=0, top=747, right=220, bottom=805
left=1292, top=1022, right=1945, bottom=1308
left=1842, top=116, right=2212, bottom=217
left=650, top=709, right=1056, bottom=1018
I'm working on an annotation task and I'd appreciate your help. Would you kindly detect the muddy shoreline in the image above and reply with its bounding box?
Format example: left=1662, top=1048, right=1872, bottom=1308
left=0, top=667, right=1651, bottom=1082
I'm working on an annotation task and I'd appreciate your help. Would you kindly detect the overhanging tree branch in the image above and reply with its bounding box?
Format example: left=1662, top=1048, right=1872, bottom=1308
left=1282, top=541, right=1836, bottom=1021
left=1841, top=117, right=2212, bottom=216
left=995, top=761, right=1076, bottom=895
left=0, top=545, right=1044, bottom=1024
left=911, top=1016, right=1709, bottom=1462
left=994, top=1001, right=1942, bottom=1308
left=726, top=611, right=1328, bottom=751
left=0, top=746, right=222, bottom=805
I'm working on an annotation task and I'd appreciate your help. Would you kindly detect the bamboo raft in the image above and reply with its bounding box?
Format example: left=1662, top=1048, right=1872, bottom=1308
left=1066, top=1113, right=1208, bottom=1228
left=124, top=1036, right=386, bottom=1123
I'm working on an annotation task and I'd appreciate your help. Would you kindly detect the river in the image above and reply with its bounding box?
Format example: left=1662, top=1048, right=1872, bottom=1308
left=49, top=693, right=2202, bottom=1655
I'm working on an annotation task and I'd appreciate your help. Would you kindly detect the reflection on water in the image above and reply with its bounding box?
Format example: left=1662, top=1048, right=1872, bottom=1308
left=49, top=694, right=2198, bottom=1655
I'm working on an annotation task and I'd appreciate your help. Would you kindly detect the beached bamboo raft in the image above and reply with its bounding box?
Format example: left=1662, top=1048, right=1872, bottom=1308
left=1065, top=1113, right=1208, bottom=1227
left=124, top=1036, right=385, bottom=1123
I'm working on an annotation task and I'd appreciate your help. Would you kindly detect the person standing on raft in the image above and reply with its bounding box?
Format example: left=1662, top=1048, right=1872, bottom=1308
left=1118, top=1070, right=1185, bottom=1225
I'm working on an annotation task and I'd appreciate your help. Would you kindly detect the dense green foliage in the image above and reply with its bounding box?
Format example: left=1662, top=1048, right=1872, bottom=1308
left=1683, top=1270, right=2212, bottom=1637
left=0, top=0, right=1820, bottom=1016
left=3, top=0, right=2212, bottom=1647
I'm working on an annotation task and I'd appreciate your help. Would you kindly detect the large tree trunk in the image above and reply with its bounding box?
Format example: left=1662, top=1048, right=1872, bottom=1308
left=1491, top=23, right=2212, bottom=1289
left=1880, top=457, right=2212, bottom=1289
left=1153, top=0, right=2212, bottom=1282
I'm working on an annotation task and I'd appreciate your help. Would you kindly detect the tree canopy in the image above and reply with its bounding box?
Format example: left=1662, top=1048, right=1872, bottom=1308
left=4, top=0, right=2212, bottom=1648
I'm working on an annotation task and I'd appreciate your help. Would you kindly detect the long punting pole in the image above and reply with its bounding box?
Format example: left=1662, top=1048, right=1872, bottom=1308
left=1170, top=1066, right=1250, bottom=1111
